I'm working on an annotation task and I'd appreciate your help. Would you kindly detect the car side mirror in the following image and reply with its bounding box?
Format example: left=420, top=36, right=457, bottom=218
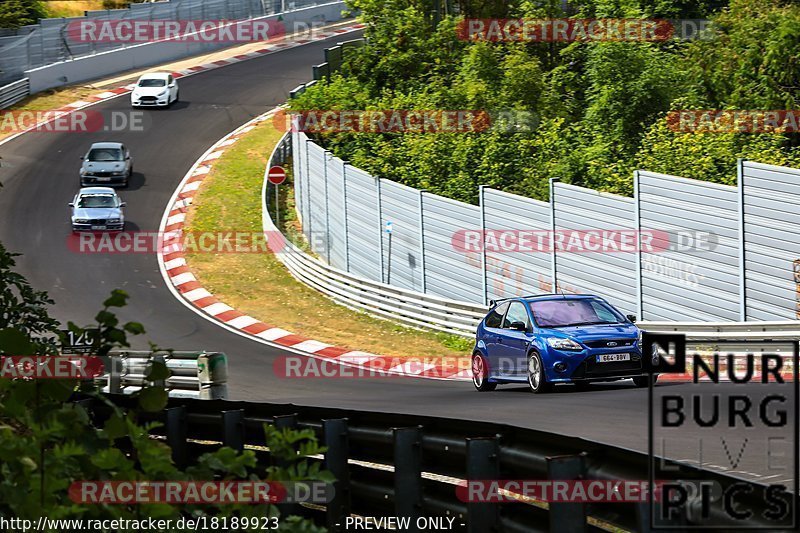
left=68, top=202, right=74, bottom=207
left=626, top=314, right=637, bottom=323
left=510, top=321, right=528, bottom=332
left=126, top=156, right=131, bottom=160
left=120, top=202, right=127, bottom=207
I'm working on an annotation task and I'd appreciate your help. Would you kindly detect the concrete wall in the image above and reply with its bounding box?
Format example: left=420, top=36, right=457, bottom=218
left=25, top=2, right=347, bottom=93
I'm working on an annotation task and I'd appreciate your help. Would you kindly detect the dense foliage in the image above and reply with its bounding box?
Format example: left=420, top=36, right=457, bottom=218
left=0, top=0, right=46, bottom=29
left=0, top=243, right=329, bottom=530
left=291, top=0, right=800, bottom=203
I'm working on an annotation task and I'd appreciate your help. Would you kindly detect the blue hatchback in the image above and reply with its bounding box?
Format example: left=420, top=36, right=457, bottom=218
left=472, top=294, right=654, bottom=393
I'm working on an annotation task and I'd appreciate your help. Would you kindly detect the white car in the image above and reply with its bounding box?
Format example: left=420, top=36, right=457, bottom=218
left=69, top=187, right=126, bottom=232
left=130, top=72, right=179, bottom=108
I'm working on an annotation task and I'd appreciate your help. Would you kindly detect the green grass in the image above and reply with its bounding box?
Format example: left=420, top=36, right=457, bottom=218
left=182, top=119, right=471, bottom=362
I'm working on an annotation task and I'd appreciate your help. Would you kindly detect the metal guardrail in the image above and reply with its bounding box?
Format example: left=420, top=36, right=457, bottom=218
left=84, top=388, right=796, bottom=532
left=94, top=350, right=228, bottom=399
left=264, top=133, right=485, bottom=336
left=0, top=78, right=29, bottom=110
left=264, top=132, right=800, bottom=342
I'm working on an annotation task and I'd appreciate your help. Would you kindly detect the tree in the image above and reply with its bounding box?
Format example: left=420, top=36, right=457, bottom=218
left=0, top=243, right=331, bottom=529
left=0, top=0, right=46, bottom=29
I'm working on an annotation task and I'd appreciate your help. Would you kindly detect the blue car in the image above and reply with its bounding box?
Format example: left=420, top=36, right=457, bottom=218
left=472, top=294, right=655, bottom=393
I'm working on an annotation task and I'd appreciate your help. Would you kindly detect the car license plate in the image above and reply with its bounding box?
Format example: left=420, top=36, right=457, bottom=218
left=597, top=353, right=631, bottom=363
left=97, top=177, right=111, bottom=181
left=91, top=225, right=106, bottom=230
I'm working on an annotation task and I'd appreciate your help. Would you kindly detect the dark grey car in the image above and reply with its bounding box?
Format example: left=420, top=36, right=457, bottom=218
left=79, top=142, right=132, bottom=187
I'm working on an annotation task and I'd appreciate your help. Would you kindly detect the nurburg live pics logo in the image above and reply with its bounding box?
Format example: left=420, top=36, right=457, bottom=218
left=645, top=332, right=799, bottom=529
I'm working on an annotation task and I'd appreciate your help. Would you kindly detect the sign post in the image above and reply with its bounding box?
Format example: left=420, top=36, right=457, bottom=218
left=385, top=221, right=393, bottom=284
left=268, top=165, right=287, bottom=231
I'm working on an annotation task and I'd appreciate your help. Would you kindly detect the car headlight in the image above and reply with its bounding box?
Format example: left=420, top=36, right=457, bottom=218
left=158, top=90, right=168, bottom=97
left=546, top=337, right=583, bottom=351
left=83, top=171, right=95, bottom=176
left=638, top=329, right=643, bottom=346
left=73, top=219, right=89, bottom=224
left=107, top=218, right=121, bottom=224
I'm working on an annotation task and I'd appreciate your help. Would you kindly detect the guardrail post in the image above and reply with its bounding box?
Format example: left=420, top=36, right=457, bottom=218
left=546, top=453, right=587, bottom=533
left=466, top=437, right=499, bottom=533
left=549, top=178, right=560, bottom=292
left=109, top=355, right=123, bottom=394
left=305, top=138, right=312, bottom=243
left=634, top=170, right=644, bottom=319
left=377, top=177, right=385, bottom=283
left=737, top=158, right=747, bottom=321
left=222, top=409, right=245, bottom=452
left=324, top=150, right=332, bottom=264
left=165, top=406, right=187, bottom=468
left=393, top=426, right=423, bottom=522
left=479, top=185, right=489, bottom=306
left=151, top=354, right=166, bottom=389
left=198, top=352, right=228, bottom=399
left=323, top=418, right=350, bottom=531
left=418, top=190, right=427, bottom=293
left=342, top=161, right=350, bottom=272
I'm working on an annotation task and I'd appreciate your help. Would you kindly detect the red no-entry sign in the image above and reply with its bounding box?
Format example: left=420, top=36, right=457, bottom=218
left=268, top=165, right=286, bottom=185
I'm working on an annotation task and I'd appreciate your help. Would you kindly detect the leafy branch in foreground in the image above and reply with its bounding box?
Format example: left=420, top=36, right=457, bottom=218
left=0, top=244, right=330, bottom=531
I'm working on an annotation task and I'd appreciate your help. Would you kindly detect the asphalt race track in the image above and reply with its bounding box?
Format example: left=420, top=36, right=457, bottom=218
left=0, top=33, right=794, bottom=486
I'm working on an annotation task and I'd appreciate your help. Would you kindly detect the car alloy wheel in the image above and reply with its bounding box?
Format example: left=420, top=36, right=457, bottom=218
left=527, top=352, right=551, bottom=394
left=472, top=353, right=496, bottom=392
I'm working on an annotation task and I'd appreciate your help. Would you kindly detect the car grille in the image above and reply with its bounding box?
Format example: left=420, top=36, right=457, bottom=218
left=140, top=96, right=157, bottom=102
left=584, top=338, right=635, bottom=349
left=88, top=219, right=106, bottom=225
left=572, top=354, right=642, bottom=379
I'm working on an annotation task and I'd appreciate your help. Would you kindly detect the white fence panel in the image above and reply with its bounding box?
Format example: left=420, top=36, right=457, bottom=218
left=638, top=171, right=740, bottom=321
left=422, top=193, right=483, bottom=303
left=482, top=188, right=552, bottom=301
left=742, top=161, right=800, bottom=320
left=553, top=183, right=637, bottom=315
left=380, top=180, right=423, bottom=292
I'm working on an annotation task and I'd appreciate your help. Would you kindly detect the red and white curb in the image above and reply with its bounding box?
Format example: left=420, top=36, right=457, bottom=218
left=156, top=109, right=472, bottom=381
left=0, top=23, right=365, bottom=148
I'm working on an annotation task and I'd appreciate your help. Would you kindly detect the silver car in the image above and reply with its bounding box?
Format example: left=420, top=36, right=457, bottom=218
left=69, top=187, right=126, bottom=232
left=79, top=142, right=132, bottom=187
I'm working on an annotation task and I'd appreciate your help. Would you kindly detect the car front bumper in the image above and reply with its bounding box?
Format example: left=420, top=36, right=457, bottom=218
left=131, top=96, right=169, bottom=107
left=72, top=223, right=124, bottom=232
left=546, top=349, right=646, bottom=383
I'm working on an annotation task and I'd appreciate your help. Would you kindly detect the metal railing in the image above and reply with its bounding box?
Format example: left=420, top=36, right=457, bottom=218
left=83, top=376, right=796, bottom=532
left=0, top=78, right=29, bottom=109
left=94, top=350, right=228, bottom=399
left=264, top=133, right=800, bottom=341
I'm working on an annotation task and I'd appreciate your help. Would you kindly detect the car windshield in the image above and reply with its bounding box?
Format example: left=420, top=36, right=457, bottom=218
left=77, top=195, right=117, bottom=208
left=529, top=299, right=625, bottom=328
left=88, top=148, right=123, bottom=162
left=138, top=78, right=166, bottom=87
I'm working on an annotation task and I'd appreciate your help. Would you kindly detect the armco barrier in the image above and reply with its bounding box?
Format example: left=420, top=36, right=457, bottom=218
left=94, top=350, right=227, bottom=399
left=0, top=78, right=30, bottom=110
left=265, top=133, right=800, bottom=341
left=84, top=372, right=799, bottom=532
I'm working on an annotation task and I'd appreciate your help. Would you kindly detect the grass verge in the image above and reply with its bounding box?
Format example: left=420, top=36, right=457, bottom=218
left=183, top=119, right=472, bottom=361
